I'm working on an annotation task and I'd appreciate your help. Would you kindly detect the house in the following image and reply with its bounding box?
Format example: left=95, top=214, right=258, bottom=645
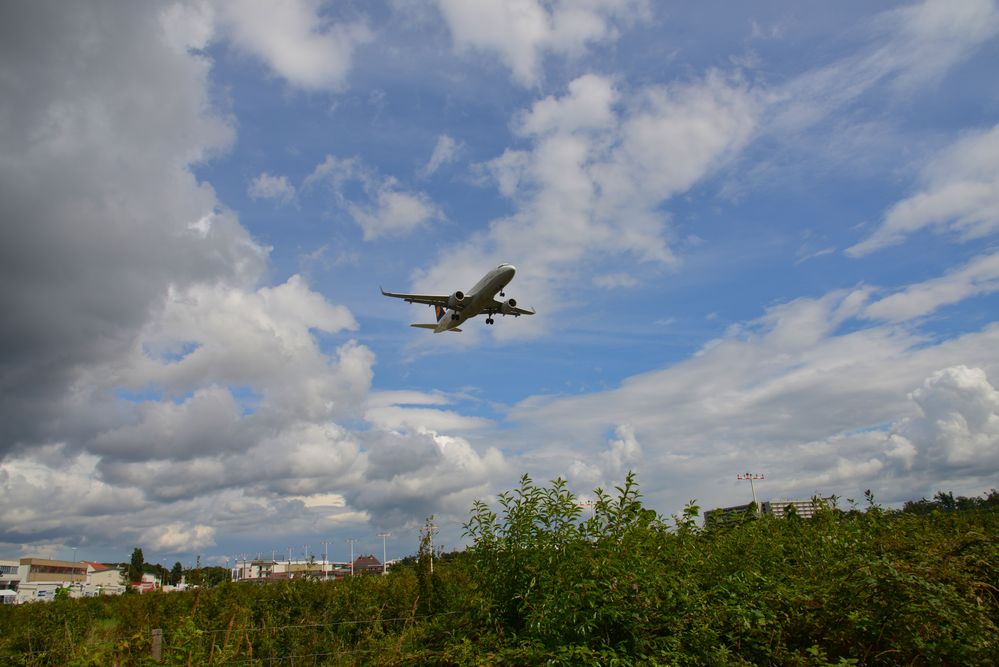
left=352, top=555, right=383, bottom=575
left=83, top=562, right=125, bottom=596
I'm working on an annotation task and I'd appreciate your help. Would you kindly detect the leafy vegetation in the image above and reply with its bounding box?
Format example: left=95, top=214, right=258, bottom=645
left=2, top=476, right=996, bottom=665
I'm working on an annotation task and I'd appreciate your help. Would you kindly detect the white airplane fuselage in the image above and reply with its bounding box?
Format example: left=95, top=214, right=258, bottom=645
left=434, top=264, right=516, bottom=332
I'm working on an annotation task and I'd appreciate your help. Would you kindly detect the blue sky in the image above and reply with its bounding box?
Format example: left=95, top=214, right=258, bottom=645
left=2, top=0, right=999, bottom=565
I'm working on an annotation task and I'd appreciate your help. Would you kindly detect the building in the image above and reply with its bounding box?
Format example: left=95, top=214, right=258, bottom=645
left=705, top=497, right=834, bottom=527
left=231, top=558, right=351, bottom=583
left=83, top=562, right=126, bottom=597
left=763, top=498, right=834, bottom=519
left=352, top=555, right=383, bottom=575
left=15, top=558, right=87, bottom=603
left=0, top=559, right=19, bottom=604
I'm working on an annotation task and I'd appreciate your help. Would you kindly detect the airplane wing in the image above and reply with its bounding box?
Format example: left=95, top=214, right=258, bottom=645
left=490, top=299, right=536, bottom=316
left=380, top=288, right=450, bottom=307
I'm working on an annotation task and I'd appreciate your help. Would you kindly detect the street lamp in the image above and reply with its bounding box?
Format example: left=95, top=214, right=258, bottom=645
left=377, top=533, right=390, bottom=575
left=737, top=473, right=765, bottom=513
left=346, top=539, right=357, bottom=576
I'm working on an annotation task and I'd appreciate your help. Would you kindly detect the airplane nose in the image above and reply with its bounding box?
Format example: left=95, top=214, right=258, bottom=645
left=505, top=264, right=516, bottom=276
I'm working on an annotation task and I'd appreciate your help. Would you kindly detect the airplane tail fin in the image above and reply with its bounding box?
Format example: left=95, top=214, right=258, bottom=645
left=434, top=305, right=446, bottom=322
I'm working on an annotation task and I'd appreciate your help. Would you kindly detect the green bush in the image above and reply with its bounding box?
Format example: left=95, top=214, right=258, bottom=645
left=2, top=476, right=996, bottom=665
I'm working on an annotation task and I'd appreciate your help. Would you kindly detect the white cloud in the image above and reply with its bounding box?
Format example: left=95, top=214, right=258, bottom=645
left=593, top=272, right=638, bottom=289
left=435, top=0, right=649, bottom=86
left=307, top=155, right=441, bottom=240
left=160, top=0, right=216, bottom=52
left=896, top=365, right=999, bottom=471
left=771, top=0, right=999, bottom=136
left=420, top=134, right=462, bottom=177
left=410, top=72, right=757, bottom=338
left=352, top=430, right=508, bottom=526
left=848, top=123, right=999, bottom=256
left=514, top=73, right=619, bottom=136
left=864, top=251, right=999, bottom=322
left=348, top=184, right=440, bottom=240
left=364, top=391, right=491, bottom=433
left=141, top=522, right=216, bottom=553
left=0, top=1, right=263, bottom=459
left=213, top=0, right=372, bottom=90
left=248, top=172, right=296, bottom=202
left=505, top=286, right=999, bottom=507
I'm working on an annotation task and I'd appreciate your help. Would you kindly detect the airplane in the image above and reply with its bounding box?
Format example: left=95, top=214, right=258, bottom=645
left=381, top=263, right=535, bottom=333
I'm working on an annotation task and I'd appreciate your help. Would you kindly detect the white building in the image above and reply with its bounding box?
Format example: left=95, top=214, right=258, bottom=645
left=83, top=561, right=126, bottom=596
left=1, top=558, right=125, bottom=603
left=0, top=558, right=19, bottom=604
left=231, top=558, right=351, bottom=582
left=14, top=558, right=87, bottom=603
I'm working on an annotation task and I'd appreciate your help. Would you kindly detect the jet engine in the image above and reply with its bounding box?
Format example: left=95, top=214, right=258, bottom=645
left=448, top=291, right=466, bottom=309
left=500, top=298, right=518, bottom=315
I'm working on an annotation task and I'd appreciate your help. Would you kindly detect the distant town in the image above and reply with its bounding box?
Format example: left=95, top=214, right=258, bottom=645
left=1, top=553, right=395, bottom=605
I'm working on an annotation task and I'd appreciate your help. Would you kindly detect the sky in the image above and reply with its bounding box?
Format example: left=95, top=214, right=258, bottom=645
left=1, top=0, right=998, bottom=567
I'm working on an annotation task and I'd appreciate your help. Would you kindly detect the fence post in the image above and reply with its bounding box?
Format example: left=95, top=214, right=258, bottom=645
left=151, top=628, right=162, bottom=662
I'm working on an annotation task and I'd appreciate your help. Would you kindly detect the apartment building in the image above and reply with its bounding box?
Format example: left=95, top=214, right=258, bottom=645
left=704, top=497, right=834, bottom=527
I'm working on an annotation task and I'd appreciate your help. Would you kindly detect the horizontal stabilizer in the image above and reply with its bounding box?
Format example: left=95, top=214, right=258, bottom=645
left=410, top=324, right=462, bottom=332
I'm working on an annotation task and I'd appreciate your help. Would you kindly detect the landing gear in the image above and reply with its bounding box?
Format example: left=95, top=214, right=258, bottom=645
left=486, top=317, right=494, bottom=324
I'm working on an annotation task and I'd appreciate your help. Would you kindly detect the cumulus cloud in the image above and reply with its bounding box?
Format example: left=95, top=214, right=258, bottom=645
left=896, top=365, right=999, bottom=471
left=507, top=283, right=999, bottom=508
left=568, top=424, right=642, bottom=489
left=351, top=430, right=508, bottom=526
left=848, top=123, right=999, bottom=256
left=0, top=1, right=261, bottom=458
left=0, top=2, right=490, bottom=559
left=213, top=0, right=372, bottom=91
left=408, top=72, right=757, bottom=338
left=142, top=522, right=217, bottom=554
left=436, top=0, right=649, bottom=86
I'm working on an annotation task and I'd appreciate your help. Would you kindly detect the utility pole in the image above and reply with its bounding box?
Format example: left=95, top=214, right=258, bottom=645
left=377, top=533, right=390, bottom=575
left=346, top=539, right=357, bottom=576
left=321, top=540, right=330, bottom=579
left=737, top=473, right=765, bottom=513
left=428, top=521, right=436, bottom=575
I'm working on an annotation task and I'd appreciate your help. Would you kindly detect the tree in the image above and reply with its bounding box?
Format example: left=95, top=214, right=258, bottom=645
left=416, top=515, right=437, bottom=615
left=170, top=561, right=183, bottom=585
left=128, top=547, right=144, bottom=584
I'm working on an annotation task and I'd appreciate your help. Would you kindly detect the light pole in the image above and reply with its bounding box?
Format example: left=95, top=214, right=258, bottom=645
left=346, top=539, right=357, bottom=576
left=377, top=533, right=390, bottom=575
left=737, top=473, right=765, bottom=513
left=428, top=521, right=437, bottom=575
left=321, top=540, right=330, bottom=579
